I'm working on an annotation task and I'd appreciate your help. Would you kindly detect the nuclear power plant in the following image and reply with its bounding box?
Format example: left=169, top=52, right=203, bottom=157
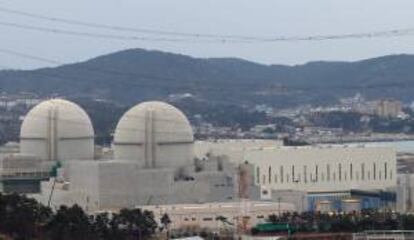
left=20, top=99, right=95, bottom=162
left=113, top=101, right=194, bottom=171
left=0, top=98, right=401, bottom=219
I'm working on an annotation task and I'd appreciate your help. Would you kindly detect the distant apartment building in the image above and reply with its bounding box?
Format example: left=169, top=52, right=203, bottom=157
left=375, top=99, right=402, bottom=118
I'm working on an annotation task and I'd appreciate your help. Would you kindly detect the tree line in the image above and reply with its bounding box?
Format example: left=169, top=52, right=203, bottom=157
left=0, top=193, right=166, bottom=240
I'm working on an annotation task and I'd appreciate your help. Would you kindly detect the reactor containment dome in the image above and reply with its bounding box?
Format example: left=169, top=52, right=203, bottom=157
left=20, top=99, right=95, bottom=162
left=113, top=101, right=194, bottom=169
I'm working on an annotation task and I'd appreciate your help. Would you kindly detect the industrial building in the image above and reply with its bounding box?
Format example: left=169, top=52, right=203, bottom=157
left=1, top=99, right=93, bottom=193
left=396, top=174, right=414, bottom=213
left=141, top=201, right=295, bottom=231
left=0, top=98, right=401, bottom=218
left=28, top=100, right=265, bottom=213
left=20, top=98, right=95, bottom=162
left=196, top=140, right=397, bottom=212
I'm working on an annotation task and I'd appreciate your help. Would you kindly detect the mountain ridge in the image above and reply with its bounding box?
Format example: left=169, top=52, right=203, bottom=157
left=1, top=48, right=414, bottom=107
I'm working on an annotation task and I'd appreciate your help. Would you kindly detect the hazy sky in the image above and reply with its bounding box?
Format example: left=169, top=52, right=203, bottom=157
left=1, top=0, right=414, bottom=69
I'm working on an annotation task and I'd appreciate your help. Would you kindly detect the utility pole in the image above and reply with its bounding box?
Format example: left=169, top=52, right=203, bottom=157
left=278, top=197, right=282, bottom=216
left=236, top=163, right=250, bottom=237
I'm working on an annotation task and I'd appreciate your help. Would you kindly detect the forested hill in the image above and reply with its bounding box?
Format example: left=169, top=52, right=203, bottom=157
left=1, top=49, right=414, bottom=107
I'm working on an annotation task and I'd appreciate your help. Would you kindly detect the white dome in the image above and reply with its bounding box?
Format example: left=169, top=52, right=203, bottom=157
left=114, top=101, right=194, bottom=169
left=20, top=99, right=95, bottom=162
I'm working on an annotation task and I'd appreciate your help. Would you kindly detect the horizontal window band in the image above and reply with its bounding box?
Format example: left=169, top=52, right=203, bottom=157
left=20, top=136, right=94, bottom=141
left=114, top=141, right=194, bottom=146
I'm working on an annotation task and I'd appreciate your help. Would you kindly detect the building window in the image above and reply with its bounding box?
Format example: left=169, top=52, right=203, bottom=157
left=303, top=165, right=307, bottom=183
left=269, top=166, right=272, bottom=184
left=373, top=163, right=377, bottom=180
left=327, top=164, right=331, bottom=181
left=384, top=162, right=388, bottom=180
left=361, top=163, right=365, bottom=180
left=256, top=167, right=260, bottom=184
left=280, top=166, right=284, bottom=183
left=203, top=218, right=213, bottom=221
left=338, top=163, right=342, bottom=181
left=350, top=163, right=353, bottom=180
left=315, top=165, right=319, bottom=182
left=292, top=165, right=295, bottom=182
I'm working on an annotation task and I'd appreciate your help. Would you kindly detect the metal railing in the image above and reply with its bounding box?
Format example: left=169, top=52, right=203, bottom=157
left=353, top=230, right=414, bottom=240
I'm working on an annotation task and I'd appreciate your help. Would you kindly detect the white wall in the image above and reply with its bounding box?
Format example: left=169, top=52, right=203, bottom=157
left=194, top=139, right=283, bottom=161
left=233, top=146, right=396, bottom=192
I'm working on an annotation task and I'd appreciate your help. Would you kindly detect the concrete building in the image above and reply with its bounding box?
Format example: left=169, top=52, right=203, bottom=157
left=31, top=101, right=266, bottom=213
left=0, top=154, right=50, bottom=193
left=36, top=158, right=243, bottom=212
left=308, top=190, right=396, bottom=212
left=0, top=98, right=400, bottom=217
left=396, top=174, right=414, bottom=213
left=197, top=143, right=396, bottom=193
left=113, top=101, right=194, bottom=170
left=244, top=146, right=396, bottom=193
left=20, top=99, right=95, bottom=162
left=375, top=99, right=402, bottom=118
left=141, top=201, right=295, bottom=231
left=1, top=99, right=95, bottom=193
left=195, top=142, right=397, bottom=212
left=194, top=139, right=283, bottom=163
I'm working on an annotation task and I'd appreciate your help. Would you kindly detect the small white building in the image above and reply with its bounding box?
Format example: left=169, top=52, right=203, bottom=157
left=141, top=201, right=295, bottom=231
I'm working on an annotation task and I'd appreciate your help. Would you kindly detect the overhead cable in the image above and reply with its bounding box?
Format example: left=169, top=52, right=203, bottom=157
left=1, top=6, right=414, bottom=43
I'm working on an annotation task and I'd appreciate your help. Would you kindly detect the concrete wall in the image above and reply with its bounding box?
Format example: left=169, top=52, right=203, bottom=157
left=41, top=158, right=247, bottom=212
left=141, top=201, right=295, bottom=231
left=244, top=146, right=396, bottom=192
left=396, top=174, right=414, bottom=213
left=194, top=139, right=283, bottom=162
left=98, top=162, right=175, bottom=208
left=270, top=190, right=307, bottom=213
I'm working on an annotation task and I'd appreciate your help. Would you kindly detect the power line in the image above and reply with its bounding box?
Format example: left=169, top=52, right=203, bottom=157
left=1, top=6, right=414, bottom=43
left=2, top=20, right=414, bottom=43
left=0, top=6, right=267, bottom=41
left=0, top=21, right=226, bottom=43
left=0, top=48, right=61, bottom=65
